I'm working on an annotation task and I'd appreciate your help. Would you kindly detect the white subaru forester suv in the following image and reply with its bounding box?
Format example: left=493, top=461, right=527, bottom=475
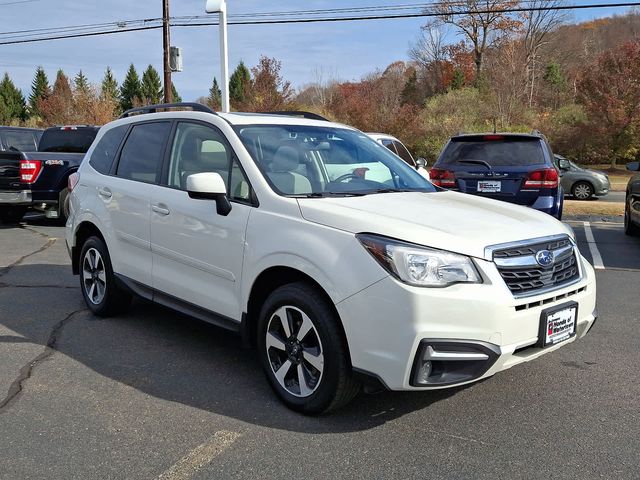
left=66, top=104, right=597, bottom=414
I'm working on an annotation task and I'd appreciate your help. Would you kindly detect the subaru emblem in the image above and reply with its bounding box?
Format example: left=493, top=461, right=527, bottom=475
left=535, top=250, right=555, bottom=267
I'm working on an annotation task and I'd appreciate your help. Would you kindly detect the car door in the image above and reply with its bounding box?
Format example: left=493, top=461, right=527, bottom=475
left=104, top=121, right=172, bottom=287
left=150, top=120, right=254, bottom=321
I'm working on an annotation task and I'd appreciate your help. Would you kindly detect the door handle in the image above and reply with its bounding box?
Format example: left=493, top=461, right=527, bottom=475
left=98, top=188, right=112, bottom=198
left=152, top=204, right=170, bottom=216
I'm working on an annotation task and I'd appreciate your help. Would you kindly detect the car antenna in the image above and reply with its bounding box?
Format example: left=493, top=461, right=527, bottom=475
left=493, top=117, right=497, bottom=134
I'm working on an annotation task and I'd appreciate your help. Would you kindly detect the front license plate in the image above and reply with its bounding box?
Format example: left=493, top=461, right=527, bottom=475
left=538, top=302, right=577, bottom=347
left=477, top=181, right=501, bottom=192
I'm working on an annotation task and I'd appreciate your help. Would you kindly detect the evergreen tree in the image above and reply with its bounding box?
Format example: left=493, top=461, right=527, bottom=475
left=171, top=83, right=182, bottom=103
left=450, top=70, right=465, bottom=90
left=140, top=65, right=162, bottom=104
left=101, top=67, right=119, bottom=103
left=229, top=61, right=251, bottom=106
left=0, top=72, right=27, bottom=123
left=120, top=64, right=141, bottom=111
left=400, top=70, right=420, bottom=106
left=28, top=66, right=50, bottom=117
left=209, top=77, right=222, bottom=110
left=74, top=70, right=89, bottom=94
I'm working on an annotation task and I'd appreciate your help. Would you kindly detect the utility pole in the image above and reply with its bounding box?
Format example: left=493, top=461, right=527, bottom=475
left=162, top=0, right=173, bottom=103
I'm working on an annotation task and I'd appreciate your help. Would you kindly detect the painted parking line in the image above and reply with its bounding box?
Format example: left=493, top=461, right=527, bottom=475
left=583, top=222, right=605, bottom=270
left=158, top=431, right=241, bottom=480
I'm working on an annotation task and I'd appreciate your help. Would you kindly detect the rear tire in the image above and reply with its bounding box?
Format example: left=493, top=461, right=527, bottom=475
left=0, top=206, right=27, bottom=224
left=624, top=196, right=640, bottom=237
left=572, top=181, right=594, bottom=200
left=79, top=236, right=132, bottom=316
left=58, top=188, right=70, bottom=224
left=257, top=282, right=360, bottom=414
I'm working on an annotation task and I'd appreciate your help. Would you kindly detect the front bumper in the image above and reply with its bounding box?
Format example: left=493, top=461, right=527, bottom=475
left=336, top=254, right=597, bottom=391
left=0, top=189, right=31, bottom=205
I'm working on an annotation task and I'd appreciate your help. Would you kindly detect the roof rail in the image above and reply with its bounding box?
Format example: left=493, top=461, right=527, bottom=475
left=260, top=111, right=329, bottom=121
left=120, top=102, right=215, bottom=119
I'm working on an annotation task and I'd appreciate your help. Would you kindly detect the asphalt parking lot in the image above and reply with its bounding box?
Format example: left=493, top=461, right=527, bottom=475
left=1, top=216, right=639, bottom=480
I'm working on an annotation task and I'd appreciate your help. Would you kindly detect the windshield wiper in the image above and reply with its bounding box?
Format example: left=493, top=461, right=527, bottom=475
left=456, top=159, right=493, bottom=170
left=369, top=188, right=416, bottom=194
left=298, top=191, right=368, bottom=198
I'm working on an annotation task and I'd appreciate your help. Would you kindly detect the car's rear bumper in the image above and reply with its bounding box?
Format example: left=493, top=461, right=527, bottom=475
left=0, top=189, right=31, bottom=205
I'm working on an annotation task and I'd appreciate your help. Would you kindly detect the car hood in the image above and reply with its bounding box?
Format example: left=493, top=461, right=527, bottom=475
left=297, top=191, right=570, bottom=259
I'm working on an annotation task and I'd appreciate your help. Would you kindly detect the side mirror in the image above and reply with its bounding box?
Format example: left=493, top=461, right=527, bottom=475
left=187, top=172, right=232, bottom=216
left=558, top=159, right=570, bottom=170
left=626, top=162, right=640, bottom=172
left=416, top=157, right=427, bottom=168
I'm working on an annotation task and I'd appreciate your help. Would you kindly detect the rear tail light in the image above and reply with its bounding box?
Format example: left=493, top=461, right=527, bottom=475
left=19, top=160, right=43, bottom=184
left=68, top=172, right=80, bottom=192
left=429, top=168, right=457, bottom=188
left=523, top=168, right=559, bottom=189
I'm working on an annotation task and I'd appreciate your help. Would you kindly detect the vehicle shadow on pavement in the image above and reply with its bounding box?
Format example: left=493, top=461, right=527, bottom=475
left=0, top=262, right=462, bottom=433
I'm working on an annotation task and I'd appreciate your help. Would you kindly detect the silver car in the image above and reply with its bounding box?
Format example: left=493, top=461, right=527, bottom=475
left=555, top=154, right=610, bottom=200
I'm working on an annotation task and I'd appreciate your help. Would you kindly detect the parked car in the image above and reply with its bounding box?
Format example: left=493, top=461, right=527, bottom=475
left=624, top=161, right=640, bottom=236
left=0, top=126, right=42, bottom=152
left=430, top=132, right=564, bottom=219
left=367, top=133, right=430, bottom=180
left=66, top=104, right=597, bottom=414
left=0, top=125, right=99, bottom=223
left=554, top=154, right=610, bottom=200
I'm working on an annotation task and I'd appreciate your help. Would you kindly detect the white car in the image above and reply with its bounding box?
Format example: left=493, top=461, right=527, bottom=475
left=367, top=132, right=430, bottom=180
left=66, top=105, right=597, bottom=414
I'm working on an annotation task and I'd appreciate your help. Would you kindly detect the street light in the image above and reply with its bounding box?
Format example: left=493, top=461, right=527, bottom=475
left=206, top=0, right=229, bottom=113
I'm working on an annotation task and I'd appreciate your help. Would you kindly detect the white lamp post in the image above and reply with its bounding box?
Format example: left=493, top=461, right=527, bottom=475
left=205, top=0, right=229, bottom=113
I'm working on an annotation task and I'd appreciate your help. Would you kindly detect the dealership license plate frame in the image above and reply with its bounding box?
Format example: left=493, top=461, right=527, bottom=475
left=538, top=301, right=578, bottom=348
left=477, top=180, right=502, bottom=193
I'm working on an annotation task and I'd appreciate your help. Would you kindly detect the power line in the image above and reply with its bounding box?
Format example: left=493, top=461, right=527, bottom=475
left=0, top=1, right=638, bottom=46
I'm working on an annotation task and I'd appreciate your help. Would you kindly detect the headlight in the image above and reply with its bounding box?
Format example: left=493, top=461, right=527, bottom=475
left=356, top=233, right=482, bottom=287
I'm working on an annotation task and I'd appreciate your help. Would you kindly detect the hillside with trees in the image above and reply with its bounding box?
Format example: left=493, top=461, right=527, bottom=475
left=0, top=7, right=639, bottom=166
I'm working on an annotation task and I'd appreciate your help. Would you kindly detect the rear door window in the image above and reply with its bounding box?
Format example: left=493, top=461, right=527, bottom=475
left=116, top=122, right=171, bottom=183
left=89, top=125, right=128, bottom=174
left=439, top=137, right=546, bottom=167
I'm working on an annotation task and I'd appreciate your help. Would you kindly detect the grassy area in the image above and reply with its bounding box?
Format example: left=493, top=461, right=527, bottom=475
left=563, top=199, right=624, bottom=217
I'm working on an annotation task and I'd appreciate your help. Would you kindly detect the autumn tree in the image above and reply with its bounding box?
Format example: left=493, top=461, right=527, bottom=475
left=247, top=56, right=293, bottom=111
left=578, top=41, right=640, bottom=166
left=430, top=0, right=521, bottom=84
left=141, top=65, right=162, bottom=104
left=229, top=61, right=251, bottom=109
left=0, top=73, right=27, bottom=124
left=120, top=64, right=141, bottom=111
left=39, top=70, right=74, bottom=125
left=28, top=67, right=50, bottom=118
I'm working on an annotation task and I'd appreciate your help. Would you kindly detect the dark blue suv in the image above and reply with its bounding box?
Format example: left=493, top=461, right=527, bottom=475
left=430, top=133, right=563, bottom=219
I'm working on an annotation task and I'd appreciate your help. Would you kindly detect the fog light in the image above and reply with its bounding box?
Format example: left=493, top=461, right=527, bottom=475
left=416, top=360, right=432, bottom=384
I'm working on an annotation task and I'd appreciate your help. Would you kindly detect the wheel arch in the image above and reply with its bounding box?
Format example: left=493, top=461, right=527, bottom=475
left=71, top=221, right=106, bottom=274
left=243, top=266, right=353, bottom=366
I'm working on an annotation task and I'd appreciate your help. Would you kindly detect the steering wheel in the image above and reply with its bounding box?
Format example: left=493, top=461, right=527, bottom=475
left=332, top=173, right=361, bottom=183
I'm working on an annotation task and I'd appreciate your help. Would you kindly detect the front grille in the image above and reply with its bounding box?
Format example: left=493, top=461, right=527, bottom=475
left=493, top=236, right=580, bottom=297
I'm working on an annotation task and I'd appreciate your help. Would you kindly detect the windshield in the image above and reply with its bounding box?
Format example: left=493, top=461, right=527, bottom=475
left=236, top=125, right=434, bottom=197
left=439, top=137, right=546, bottom=167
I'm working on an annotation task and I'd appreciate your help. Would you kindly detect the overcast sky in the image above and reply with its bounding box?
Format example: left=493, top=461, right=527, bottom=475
left=0, top=0, right=636, bottom=101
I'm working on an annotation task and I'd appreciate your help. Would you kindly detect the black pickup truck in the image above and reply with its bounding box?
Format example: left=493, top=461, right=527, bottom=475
left=0, top=125, right=99, bottom=223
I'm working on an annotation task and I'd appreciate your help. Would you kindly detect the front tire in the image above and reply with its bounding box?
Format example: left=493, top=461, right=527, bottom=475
left=572, top=181, right=594, bottom=200
left=257, top=282, right=360, bottom=414
left=79, top=236, right=131, bottom=316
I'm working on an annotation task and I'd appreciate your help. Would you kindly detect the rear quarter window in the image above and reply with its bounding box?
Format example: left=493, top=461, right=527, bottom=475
left=439, top=137, right=547, bottom=167
left=88, top=125, right=128, bottom=174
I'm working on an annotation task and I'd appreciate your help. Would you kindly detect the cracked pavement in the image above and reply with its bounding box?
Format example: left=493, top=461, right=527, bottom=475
left=1, top=216, right=639, bottom=480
